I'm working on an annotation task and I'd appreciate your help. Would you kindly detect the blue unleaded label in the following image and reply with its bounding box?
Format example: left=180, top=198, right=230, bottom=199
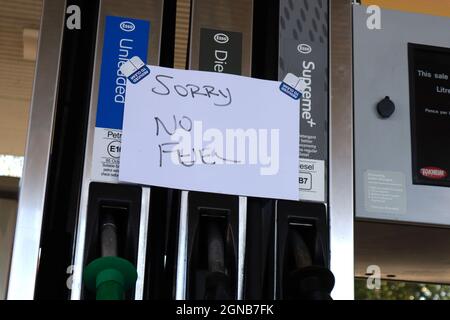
left=96, top=16, right=150, bottom=130
left=92, top=16, right=150, bottom=182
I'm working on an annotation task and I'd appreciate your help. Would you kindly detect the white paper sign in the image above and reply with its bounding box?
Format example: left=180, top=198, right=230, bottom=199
left=119, top=65, right=299, bottom=200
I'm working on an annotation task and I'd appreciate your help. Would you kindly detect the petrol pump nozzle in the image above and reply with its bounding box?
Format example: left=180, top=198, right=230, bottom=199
left=83, top=212, right=137, bottom=300
left=204, top=220, right=232, bottom=300
left=83, top=256, right=138, bottom=300
left=285, top=229, right=335, bottom=300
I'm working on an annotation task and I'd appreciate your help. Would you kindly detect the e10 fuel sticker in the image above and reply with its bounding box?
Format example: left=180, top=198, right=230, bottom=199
left=92, top=16, right=150, bottom=182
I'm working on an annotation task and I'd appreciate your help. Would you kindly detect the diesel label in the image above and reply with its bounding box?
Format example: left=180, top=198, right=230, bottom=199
left=199, top=28, right=243, bottom=75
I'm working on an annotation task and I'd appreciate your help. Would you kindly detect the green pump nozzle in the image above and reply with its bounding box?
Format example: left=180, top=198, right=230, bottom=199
left=83, top=212, right=137, bottom=300
left=83, top=256, right=137, bottom=300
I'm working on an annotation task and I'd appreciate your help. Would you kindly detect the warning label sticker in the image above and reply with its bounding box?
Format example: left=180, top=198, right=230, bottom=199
left=364, top=170, right=407, bottom=215
left=299, top=159, right=325, bottom=202
left=92, top=128, right=122, bottom=182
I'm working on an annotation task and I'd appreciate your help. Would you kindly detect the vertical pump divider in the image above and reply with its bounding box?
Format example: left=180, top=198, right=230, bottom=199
left=7, top=0, right=67, bottom=299
left=237, top=196, right=247, bottom=300
left=175, top=191, right=189, bottom=299
left=273, top=200, right=279, bottom=300
left=134, top=187, right=151, bottom=299
left=329, top=0, right=354, bottom=300
left=242, top=0, right=278, bottom=300
left=34, top=0, right=100, bottom=299
left=70, top=1, right=104, bottom=299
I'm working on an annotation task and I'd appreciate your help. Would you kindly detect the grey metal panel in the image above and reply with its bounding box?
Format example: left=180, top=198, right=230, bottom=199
left=278, top=0, right=329, bottom=203
left=278, top=0, right=329, bottom=159
left=329, top=0, right=354, bottom=300
left=353, top=5, right=450, bottom=225
left=7, top=0, right=66, bottom=300
left=71, top=0, right=164, bottom=300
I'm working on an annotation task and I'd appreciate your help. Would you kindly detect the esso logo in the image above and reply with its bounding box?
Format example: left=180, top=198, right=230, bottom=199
left=214, top=33, right=229, bottom=44
left=297, top=43, right=312, bottom=54
left=120, top=21, right=135, bottom=32
left=420, top=167, right=447, bottom=180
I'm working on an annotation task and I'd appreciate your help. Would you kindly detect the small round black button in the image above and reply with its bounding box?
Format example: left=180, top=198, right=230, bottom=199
left=376, top=96, right=395, bottom=118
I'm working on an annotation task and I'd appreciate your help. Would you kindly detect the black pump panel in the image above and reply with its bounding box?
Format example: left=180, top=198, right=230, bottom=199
left=186, top=192, right=239, bottom=300
left=275, top=200, right=332, bottom=300
left=243, top=198, right=275, bottom=300
left=82, top=182, right=142, bottom=300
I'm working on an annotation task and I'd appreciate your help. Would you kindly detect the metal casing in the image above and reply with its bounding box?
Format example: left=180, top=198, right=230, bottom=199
left=354, top=5, right=450, bottom=225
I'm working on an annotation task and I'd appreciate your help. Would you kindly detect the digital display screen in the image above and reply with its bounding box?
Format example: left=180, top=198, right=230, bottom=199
left=409, top=43, right=450, bottom=187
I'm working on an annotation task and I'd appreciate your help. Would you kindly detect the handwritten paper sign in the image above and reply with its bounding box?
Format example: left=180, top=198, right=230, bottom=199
left=119, top=65, right=299, bottom=200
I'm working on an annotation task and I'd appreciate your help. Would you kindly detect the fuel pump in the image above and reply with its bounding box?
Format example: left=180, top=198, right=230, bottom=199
left=275, top=0, right=334, bottom=300
left=275, top=201, right=334, bottom=300
left=72, top=0, right=177, bottom=300
left=7, top=0, right=177, bottom=300
left=81, top=183, right=142, bottom=300
left=7, top=0, right=354, bottom=300
left=353, top=1, right=450, bottom=283
left=83, top=202, right=138, bottom=300
left=243, top=0, right=335, bottom=300
left=174, top=0, right=253, bottom=300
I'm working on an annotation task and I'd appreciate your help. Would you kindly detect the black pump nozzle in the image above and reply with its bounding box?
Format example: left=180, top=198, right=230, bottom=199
left=285, top=229, right=335, bottom=300
left=204, top=221, right=232, bottom=300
